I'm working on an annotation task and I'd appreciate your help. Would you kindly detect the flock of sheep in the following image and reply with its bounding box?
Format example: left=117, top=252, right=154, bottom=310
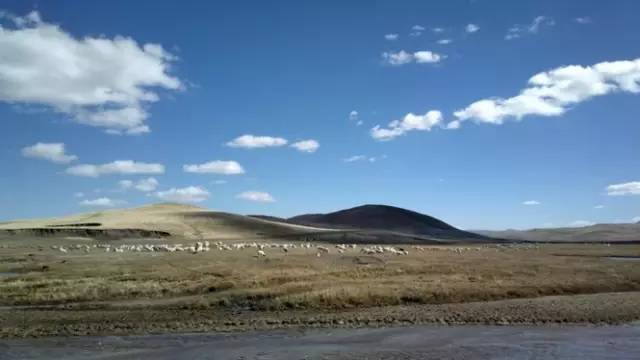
left=45, top=241, right=533, bottom=257
left=47, top=241, right=418, bottom=257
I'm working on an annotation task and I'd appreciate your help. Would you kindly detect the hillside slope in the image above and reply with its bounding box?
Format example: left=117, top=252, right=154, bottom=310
left=288, top=204, right=488, bottom=241
left=0, top=203, right=326, bottom=240
left=477, top=223, right=640, bottom=243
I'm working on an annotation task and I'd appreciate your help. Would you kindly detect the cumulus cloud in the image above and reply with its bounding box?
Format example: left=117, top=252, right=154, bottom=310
left=567, top=220, right=595, bottom=227
left=226, top=135, right=288, bottom=149
left=382, top=50, right=445, bottom=66
left=79, top=197, right=123, bottom=207
left=606, top=181, right=640, bottom=196
left=291, top=139, right=319, bottom=153
left=410, top=25, right=425, bottom=36
left=371, top=110, right=443, bottom=141
left=0, top=11, right=181, bottom=134
left=154, top=186, right=209, bottom=203
left=384, top=33, right=399, bottom=40
left=21, top=142, right=77, bottom=164
left=432, top=27, right=445, bottom=33
left=505, top=16, right=554, bottom=40
left=120, top=177, right=159, bottom=192
left=437, top=39, right=452, bottom=45
left=522, top=200, right=541, bottom=205
left=465, top=24, right=480, bottom=33
left=183, top=160, right=245, bottom=174
left=66, top=160, right=164, bottom=177
left=451, top=58, right=640, bottom=128
left=594, top=205, right=605, bottom=209
left=236, top=191, right=275, bottom=203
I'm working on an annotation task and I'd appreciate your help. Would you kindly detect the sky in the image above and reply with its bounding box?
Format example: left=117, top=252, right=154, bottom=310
left=0, top=0, right=639, bottom=230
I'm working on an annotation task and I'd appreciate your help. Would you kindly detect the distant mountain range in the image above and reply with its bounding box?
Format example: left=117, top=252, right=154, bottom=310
left=476, top=222, right=640, bottom=243
left=2, top=203, right=637, bottom=243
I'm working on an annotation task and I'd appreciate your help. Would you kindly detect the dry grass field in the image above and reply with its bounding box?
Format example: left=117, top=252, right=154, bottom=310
left=1, top=204, right=639, bottom=337
left=1, top=238, right=639, bottom=311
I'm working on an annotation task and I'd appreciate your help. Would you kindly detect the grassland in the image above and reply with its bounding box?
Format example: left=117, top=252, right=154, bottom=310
left=1, top=235, right=639, bottom=337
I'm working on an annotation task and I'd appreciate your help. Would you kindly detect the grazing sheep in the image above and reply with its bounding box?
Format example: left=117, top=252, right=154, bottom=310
left=257, top=250, right=266, bottom=257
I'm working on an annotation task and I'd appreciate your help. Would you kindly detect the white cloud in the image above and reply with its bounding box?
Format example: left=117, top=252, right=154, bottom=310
left=237, top=191, right=275, bottom=203
left=211, top=179, right=227, bottom=185
left=382, top=50, right=445, bottom=66
left=451, top=58, right=640, bottom=127
left=343, top=155, right=366, bottom=163
left=465, top=24, right=480, bottom=33
left=575, top=17, right=592, bottom=24
left=73, top=192, right=85, bottom=198
left=413, top=51, right=444, bottom=64
left=343, top=155, right=387, bottom=163
left=21, top=142, right=77, bottom=164
left=118, top=180, right=133, bottom=189
left=411, top=25, right=425, bottom=31
left=80, top=197, right=123, bottom=207
left=226, top=135, right=288, bottom=149
left=0, top=11, right=181, bottom=134
left=382, top=50, right=414, bottom=66
left=384, top=33, right=399, bottom=40
left=349, top=110, right=363, bottom=126
left=371, top=110, right=443, bottom=141
left=291, top=139, right=319, bottom=153
left=522, top=200, right=541, bottom=206
left=567, top=220, right=595, bottom=227
left=437, top=39, right=452, bottom=45
left=432, top=27, right=445, bottom=33
left=632, top=216, right=640, bottom=223
left=506, top=16, right=554, bottom=40
left=154, top=186, right=209, bottom=203
left=594, top=205, right=605, bottom=209
left=183, top=160, right=245, bottom=174
left=606, top=181, right=640, bottom=196
left=122, top=177, right=159, bottom=192
left=66, top=160, right=165, bottom=177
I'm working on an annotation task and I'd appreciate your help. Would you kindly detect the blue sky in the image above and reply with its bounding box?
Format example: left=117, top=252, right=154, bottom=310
left=0, top=0, right=639, bottom=230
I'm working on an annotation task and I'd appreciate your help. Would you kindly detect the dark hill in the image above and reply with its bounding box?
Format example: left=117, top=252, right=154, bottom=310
left=288, top=204, right=487, bottom=241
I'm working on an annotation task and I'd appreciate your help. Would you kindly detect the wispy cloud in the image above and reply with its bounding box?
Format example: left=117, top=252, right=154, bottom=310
left=183, top=160, right=245, bottom=175
left=384, top=33, right=399, bottom=40
left=522, top=200, right=540, bottom=206
left=237, top=191, right=275, bottom=203
left=80, top=197, right=125, bottom=207
left=382, top=50, right=445, bottom=66
left=226, top=135, right=288, bottom=149
left=465, top=23, right=480, bottom=33
left=155, top=186, right=210, bottom=203
left=505, top=16, right=554, bottom=40
left=574, top=17, right=592, bottom=24
left=67, top=161, right=164, bottom=177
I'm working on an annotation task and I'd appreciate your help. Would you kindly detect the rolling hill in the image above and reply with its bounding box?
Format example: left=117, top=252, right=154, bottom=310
left=286, top=204, right=489, bottom=242
left=0, top=203, right=326, bottom=241
left=476, top=223, right=640, bottom=243
left=0, top=203, right=495, bottom=244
